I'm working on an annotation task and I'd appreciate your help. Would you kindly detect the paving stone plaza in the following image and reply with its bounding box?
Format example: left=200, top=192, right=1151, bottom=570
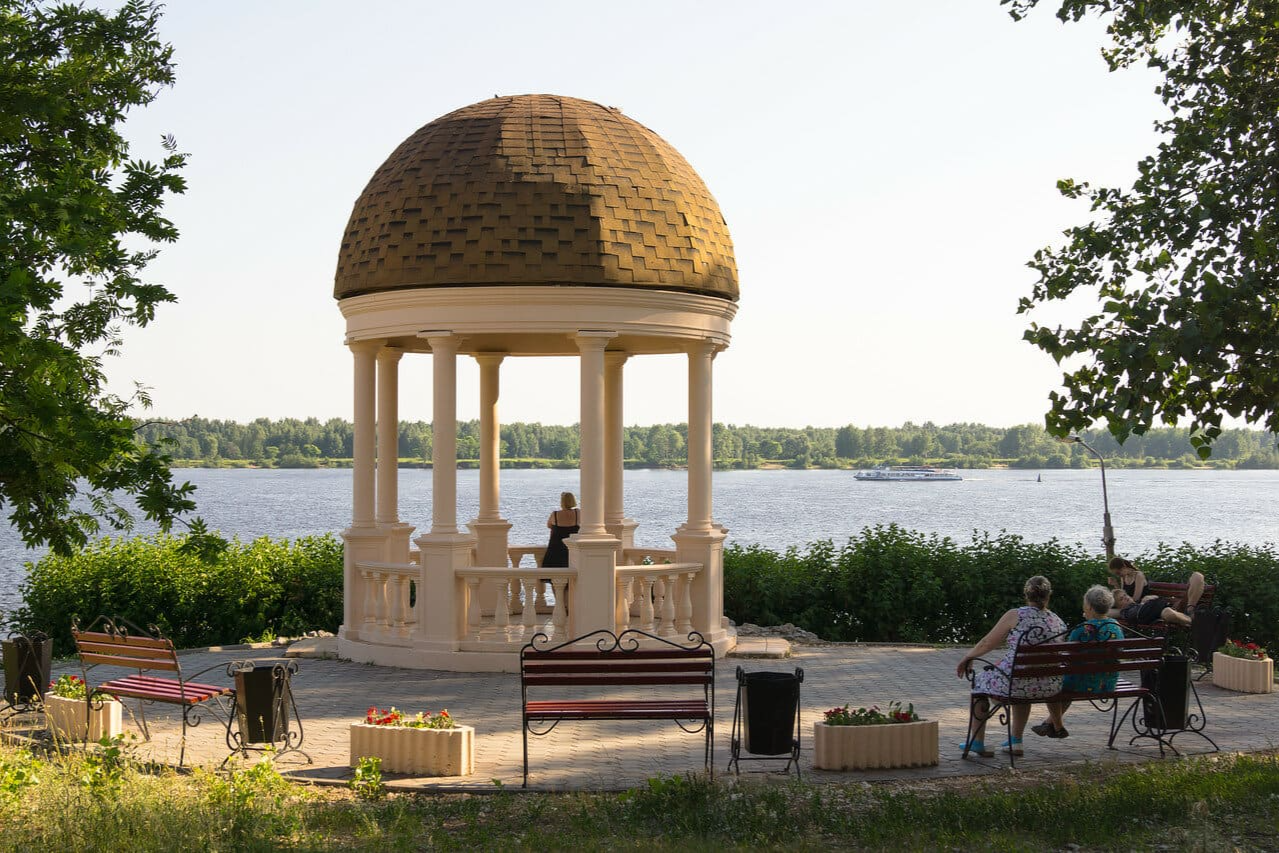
left=35, top=639, right=1278, bottom=792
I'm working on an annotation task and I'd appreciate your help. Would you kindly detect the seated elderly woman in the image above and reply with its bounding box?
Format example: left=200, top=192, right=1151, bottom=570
left=955, top=575, right=1066, bottom=757
left=1031, top=584, right=1124, bottom=739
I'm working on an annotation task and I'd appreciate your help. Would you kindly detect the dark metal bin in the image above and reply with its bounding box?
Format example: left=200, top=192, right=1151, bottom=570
left=2, top=632, right=52, bottom=714
left=224, top=660, right=310, bottom=764
left=729, top=666, right=803, bottom=776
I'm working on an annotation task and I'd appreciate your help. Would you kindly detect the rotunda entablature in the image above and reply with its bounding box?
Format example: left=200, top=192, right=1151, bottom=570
left=339, top=284, right=735, bottom=357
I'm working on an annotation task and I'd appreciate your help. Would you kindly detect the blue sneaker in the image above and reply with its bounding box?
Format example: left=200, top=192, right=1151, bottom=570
left=959, top=739, right=994, bottom=758
left=1000, top=737, right=1024, bottom=756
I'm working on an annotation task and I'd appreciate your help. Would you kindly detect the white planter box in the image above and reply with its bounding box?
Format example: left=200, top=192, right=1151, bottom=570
left=44, top=693, right=123, bottom=742
left=1213, top=653, right=1274, bottom=694
left=813, top=720, right=938, bottom=770
left=349, top=723, right=475, bottom=776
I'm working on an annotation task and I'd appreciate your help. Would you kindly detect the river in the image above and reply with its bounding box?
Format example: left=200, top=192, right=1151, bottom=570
left=3, top=467, right=1277, bottom=617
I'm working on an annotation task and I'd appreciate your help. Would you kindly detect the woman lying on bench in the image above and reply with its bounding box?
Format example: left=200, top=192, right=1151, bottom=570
left=1107, top=557, right=1204, bottom=625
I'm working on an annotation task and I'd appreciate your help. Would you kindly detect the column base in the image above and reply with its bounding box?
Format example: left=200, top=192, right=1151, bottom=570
left=414, top=531, right=477, bottom=649
left=341, top=525, right=391, bottom=643
left=568, top=533, right=622, bottom=636
left=380, top=522, right=416, bottom=563
left=671, top=525, right=733, bottom=654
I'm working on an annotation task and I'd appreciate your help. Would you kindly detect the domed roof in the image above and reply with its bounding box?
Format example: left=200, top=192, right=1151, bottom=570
left=334, top=95, right=737, bottom=302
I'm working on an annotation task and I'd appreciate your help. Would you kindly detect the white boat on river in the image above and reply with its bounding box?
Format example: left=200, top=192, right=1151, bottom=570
left=854, top=465, right=963, bottom=482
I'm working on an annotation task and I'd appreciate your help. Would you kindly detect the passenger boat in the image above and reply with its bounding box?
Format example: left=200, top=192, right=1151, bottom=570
left=853, top=465, right=963, bottom=482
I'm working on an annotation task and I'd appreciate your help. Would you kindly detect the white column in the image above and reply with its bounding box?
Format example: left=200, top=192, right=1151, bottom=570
left=376, top=347, right=403, bottom=526
left=426, top=333, right=459, bottom=534
left=575, top=332, right=615, bottom=537
left=471, top=353, right=512, bottom=576
left=685, top=340, right=715, bottom=532
left=475, top=354, right=505, bottom=523
left=604, top=352, right=627, bottom=528
left=350, top=341, right=379, bottom=528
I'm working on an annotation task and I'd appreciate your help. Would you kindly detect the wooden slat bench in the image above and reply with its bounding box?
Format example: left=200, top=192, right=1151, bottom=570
left=965, top=628, right=1176, bottom=767
left=519, top=628, right=715, bottom=787
left=72, top=616, right=233, bottom=765
left=1116, top=581, right=1217, bottom=634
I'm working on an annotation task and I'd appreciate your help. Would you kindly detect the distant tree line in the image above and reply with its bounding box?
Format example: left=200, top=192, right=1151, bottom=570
left=135, top=418, right=1279, bottom=470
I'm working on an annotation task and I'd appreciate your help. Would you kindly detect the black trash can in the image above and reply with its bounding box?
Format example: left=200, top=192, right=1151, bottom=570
left=1191, top=608, right=1230, bottom=669
left=3, top=633, right=52, bottom=708
left=1142, top=655, right=1191, bottom=731
left=740, top=670, right=801, bottom=755
left=234, top=664, right=291, bottom=745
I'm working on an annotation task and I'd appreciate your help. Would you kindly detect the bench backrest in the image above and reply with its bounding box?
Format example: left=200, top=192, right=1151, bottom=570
left=520, top=630, right=714, bottom=689
left=1145, top=581, right=1215, bottom=609
left=72, top=620, right=180, bottom=675
left=1011, top=635, right=1167, bottom=681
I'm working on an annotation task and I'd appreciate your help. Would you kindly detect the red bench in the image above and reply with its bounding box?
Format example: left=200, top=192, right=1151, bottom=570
left=519, top=629, right=715, bottom=787
left=965, top=629, right=1171, bottom=767
left=1116, top=581, right=1217, bottom=634
left=72, top=616, right=232, bottom=765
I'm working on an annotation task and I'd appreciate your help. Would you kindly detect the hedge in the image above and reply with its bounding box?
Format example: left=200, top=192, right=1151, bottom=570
left=17, top=533, right=343, bottom=656
left=723, top=525, right=1277, bottom=649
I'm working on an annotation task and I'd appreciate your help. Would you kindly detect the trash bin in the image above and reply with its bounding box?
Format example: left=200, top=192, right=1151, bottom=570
left=1191, top=608, right=1230, bottom=670
left=1142, top=655, right=1191, bottom=731
left=2, top=632, right=52, bottom=709
left=233, top=663, right=292, bottom=745
left=739, top=669, right=802, bottom=755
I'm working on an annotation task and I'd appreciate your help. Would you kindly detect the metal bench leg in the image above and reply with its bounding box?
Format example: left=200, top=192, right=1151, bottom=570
left=522, top=718, right=529, bottom=788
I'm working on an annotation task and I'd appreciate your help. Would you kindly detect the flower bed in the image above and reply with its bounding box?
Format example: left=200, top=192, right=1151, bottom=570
left=1213, top=639, right=1273, bottom=694
left=813, top=702, right=938, bottom=770
left=349, top=707, right=474, bottom=776
left=43, top=675, right=122, bottom=741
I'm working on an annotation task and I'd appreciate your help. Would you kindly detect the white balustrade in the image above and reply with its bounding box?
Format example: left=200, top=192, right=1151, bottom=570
left=616, top=564, right=701, bottom=638
left=355, top=561, right=418, bottom=644
left=457, top=568, right=575, bottom=645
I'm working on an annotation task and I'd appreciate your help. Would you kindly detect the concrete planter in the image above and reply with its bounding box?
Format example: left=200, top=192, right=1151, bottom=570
left=1213, top=653, right=1274, bottom=694
left=349, top=723, right=475, bottom=776
left=44, top=694, right=123, bottom=742
left=813, top=720, right=938, bottom=770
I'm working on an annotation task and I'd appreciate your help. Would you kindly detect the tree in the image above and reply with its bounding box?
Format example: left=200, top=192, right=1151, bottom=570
left=1009, top=0, right=1279, bottom=455
left=1, top=1, right=194, bottom=554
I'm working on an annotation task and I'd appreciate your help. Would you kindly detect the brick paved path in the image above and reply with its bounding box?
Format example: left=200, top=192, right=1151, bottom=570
left=42, top=643, right=1278, bottom=792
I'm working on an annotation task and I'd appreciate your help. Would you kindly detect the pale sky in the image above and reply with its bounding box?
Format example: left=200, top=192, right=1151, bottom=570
left=104, top=0, right=1164, bottom=429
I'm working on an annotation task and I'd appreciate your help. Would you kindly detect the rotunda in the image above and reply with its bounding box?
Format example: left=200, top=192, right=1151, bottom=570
left=334, top=94, right=738, bottom=671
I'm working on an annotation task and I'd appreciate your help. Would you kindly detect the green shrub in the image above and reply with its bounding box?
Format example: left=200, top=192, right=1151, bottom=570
left=17, top=533, right=343, bottom=655
left=724, top=527, right=1279, bottom=648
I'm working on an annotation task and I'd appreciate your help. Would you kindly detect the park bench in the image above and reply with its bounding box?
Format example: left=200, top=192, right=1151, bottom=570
left=964, top=627, right=1180, bottom=768
left=519, top=628, right=715, bottom=787
left=1115, top=580, right=1217, bottom=634
left=71, top=616, right=233, bottom=765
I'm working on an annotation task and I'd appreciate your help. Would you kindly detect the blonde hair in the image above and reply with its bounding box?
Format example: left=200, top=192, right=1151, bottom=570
left=560, top=492, right=577, bottom=510
left=1023, top=575, right=1053, bottom=608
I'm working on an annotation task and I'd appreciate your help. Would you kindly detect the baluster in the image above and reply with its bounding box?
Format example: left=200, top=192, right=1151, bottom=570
left=552, top=578, right=568, bottom=632
left=659, top=573, right=678, bottom=636
left=638, top=575, right=656, bottom=632
left=494, top=577, right=511, bottom=628
left=521, top=578, right=538, bottom=628
left=677, top=571, right=695, bottom=634
left=389, top=575, right=406, bottom=628
left=361, top=570, right=377, bottom=625
left=653, top=577, right=666, bottom=632
left=465, top=577, right=481, bottom=638
left=615, top=576, right=631, bottom=629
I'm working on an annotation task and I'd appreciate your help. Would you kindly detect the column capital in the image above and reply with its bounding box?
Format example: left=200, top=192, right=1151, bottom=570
left=605, top=350, right=630, bottom=368
left=420, top=331, right=459, bottom=352
left=347, top=338, right=384, bottom=354
left=473, top=352, right=506, bottom=368
left=575, top=330, right=617, bottom=352
left=686, top=339, right=718, bottom=357
left=376, top=346, right=404, bottom=364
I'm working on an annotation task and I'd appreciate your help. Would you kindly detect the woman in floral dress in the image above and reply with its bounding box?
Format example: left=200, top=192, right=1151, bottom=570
left=956, top=575, right=1066, bottom=757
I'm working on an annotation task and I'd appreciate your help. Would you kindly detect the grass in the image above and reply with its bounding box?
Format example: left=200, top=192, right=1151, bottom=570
left=1, top=737, right=1277, bottom=851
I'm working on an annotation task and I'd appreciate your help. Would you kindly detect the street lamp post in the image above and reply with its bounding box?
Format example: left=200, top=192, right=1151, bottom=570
left=1065, top=435, right=1116, bottom=559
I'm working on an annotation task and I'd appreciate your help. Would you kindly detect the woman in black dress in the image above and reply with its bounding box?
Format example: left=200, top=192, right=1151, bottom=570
left=542, top=492, right=580, bottom=568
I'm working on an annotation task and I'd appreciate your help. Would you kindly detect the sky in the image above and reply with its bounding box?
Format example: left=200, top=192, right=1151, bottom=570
left=102, top=0, right=1167, bottom=430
